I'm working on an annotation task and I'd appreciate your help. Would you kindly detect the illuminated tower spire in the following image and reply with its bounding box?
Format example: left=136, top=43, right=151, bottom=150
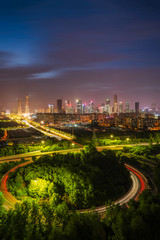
left=17, top=99, right=22, bottom=114
left=25, top=96, right=29, bottom=114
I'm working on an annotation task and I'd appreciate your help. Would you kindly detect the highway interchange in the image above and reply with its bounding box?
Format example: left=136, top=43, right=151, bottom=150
left=0, top=149, right=148, bottom=212
left=0, top=120, right=149, bottom=212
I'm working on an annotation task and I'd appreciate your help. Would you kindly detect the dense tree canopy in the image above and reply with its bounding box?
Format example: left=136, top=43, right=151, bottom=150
left=8, top=145, right=131, bottom=209
left=1, top=191, right=160, bottom=240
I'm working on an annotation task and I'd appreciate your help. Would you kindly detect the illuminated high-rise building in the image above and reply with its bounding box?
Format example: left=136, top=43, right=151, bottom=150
left=82, top=103, right=87, bottom=114
left=105, top=98, right=110, bottom=113
left=119, top=102, right=123, bottom=113
left=100, top=103, right=105, bottom=113
left=65, top=100, right=73, bottom=114
left=18, top=99, right=22, bottom=114
left=25, top=96, right=29, bottom=114
left=76, top=100, right=83, bottom=114
left=113, top=95, right=118, bottom=113
left=89, top=100, right=94, bottom=113
left=48, top=104, right=54, bottom=113
left=126, top=102, right=130, bottom=113
left=113, top=95, right=117, bottom=105
left=57, top=99, right=62, bottom=113
left=135, top=102, right=139, bottom=113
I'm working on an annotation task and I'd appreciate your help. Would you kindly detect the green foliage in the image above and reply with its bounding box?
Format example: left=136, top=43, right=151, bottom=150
left=1, top=191, right=160, bottom=240
left=28, top=178, right=51, bottom=198
left=8, top=146, right=130, bottom=209
left=0, top=139, right=76, bottom=157
left=104, top=191, right=160, bottom=240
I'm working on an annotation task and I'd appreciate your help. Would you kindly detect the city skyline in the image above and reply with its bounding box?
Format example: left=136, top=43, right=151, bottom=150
left=11, top=95, right=160, bottom=115
left=0, top=0, right=160, bottom=110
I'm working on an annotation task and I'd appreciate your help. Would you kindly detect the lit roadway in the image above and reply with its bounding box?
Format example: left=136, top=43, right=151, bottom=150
left=25, top=121, right=62, bottom=141
left=0, top=156, right=148, bottom=212
left=0, top=142, right=157, bottom=162
left=0, top=117, right=148, bottom=211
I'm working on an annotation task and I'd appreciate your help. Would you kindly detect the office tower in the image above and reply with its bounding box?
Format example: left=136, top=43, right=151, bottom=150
left=119, top=102, right=123, bottom=113
left=126, top=102, right=130, bottom=113
left=65, top=100, right=69, bottom=113
left=113, top=95, right=117, bottom=104
left=82, top=103, right=87, bottom=114
left=113, top=95, right=118, bottom=113
left=89, top=100, right=94, bottom=113
left=135, top=102, right=139, bottom=113
left=18, top=99, right=22, bottom=114
left=48, top=104, right=54, bottom=113
left=100, top=103, right=105, bottom=113
left=65, top=100, right=73, bottom=114
left=25, top=96, right=29, bottom=114
left=105, top=98, right=110, bottom=114
left=57, top=99, right=62, bottom=113
left=76, top=99, right=83, bottom=114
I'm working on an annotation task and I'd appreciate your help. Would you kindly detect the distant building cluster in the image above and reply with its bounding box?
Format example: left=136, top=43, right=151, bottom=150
left=1, top=94, right=159, bottom=131
left=35, top=95, right=160, bottom=116
left=17, top=96, right=30, bottom=115
left=36, top=112, right=160, bottom=130
left=34, top=95, right=160, bottom=131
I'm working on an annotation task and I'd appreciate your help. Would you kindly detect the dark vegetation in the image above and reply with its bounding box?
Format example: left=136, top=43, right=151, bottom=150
left=8, top=146, right=131, bottom=209
left=1, top=190, right=160, bottom=239
left=118, top=144, right=160, bottom=192
left=54, top=126, right=160, bottom=145
left=1, top=138, right=160, bottom=239
left=0, top=139, right=76, bottom=157
left=0, top=159, right=27, bottom=179
left=0, top=120, right=25, bottom=129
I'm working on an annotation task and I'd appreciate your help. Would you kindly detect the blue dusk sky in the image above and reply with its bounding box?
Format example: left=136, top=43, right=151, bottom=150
left=0, top=0, right=160, bottom=110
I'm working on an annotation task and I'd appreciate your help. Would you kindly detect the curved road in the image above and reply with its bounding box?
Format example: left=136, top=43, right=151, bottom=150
left=0, top=159, right=148, bottom=212
left=0, top=116, right=150, bottom=210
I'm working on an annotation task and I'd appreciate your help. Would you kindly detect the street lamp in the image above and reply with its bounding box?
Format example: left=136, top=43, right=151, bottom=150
left=126, top=137, right=129, bottom=143
left=110, top=135, right=113, bottom=139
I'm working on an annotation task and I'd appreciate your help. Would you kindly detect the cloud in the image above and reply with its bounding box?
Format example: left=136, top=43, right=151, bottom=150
left=0, top=51, right=15, bottom=67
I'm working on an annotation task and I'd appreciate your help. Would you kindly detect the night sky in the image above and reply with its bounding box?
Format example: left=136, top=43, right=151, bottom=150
left=0, top=0, right=160, bottom=111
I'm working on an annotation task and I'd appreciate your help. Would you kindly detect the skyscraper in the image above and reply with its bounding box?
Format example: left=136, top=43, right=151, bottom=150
left=48, top=104, right=54, bottom=113
left=89, top=101, right=94, bottom=113
left=17, top=99, right=22, bottom=114
left=82, top=103, right=87, bottom=114
left=113, top=95, right=117, bottom=105
left=119, top=102, right=123, bottom=113
left=135, top=102, right=139, bottom=113
left=76, top=100, right=83, bottom=114
left=105, top=98, right=110, bottom=114
left=126, top=102, right=130, bottom=113
left=25, top=96, right=29, bottom=114
left=65, top=100, right=73, bottom=114
left=113, top=95, right=118, bottom=113
left=57, top=99, right=62, bottom=113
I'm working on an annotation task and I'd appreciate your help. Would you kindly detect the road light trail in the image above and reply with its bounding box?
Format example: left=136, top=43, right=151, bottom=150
left=0, top=161, right=32, bottom=208
left=0, top=160, right=148, bottom=212
left=26, top=120, right=84, bottom=148
left=125, top=164, right=148, bottom=200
